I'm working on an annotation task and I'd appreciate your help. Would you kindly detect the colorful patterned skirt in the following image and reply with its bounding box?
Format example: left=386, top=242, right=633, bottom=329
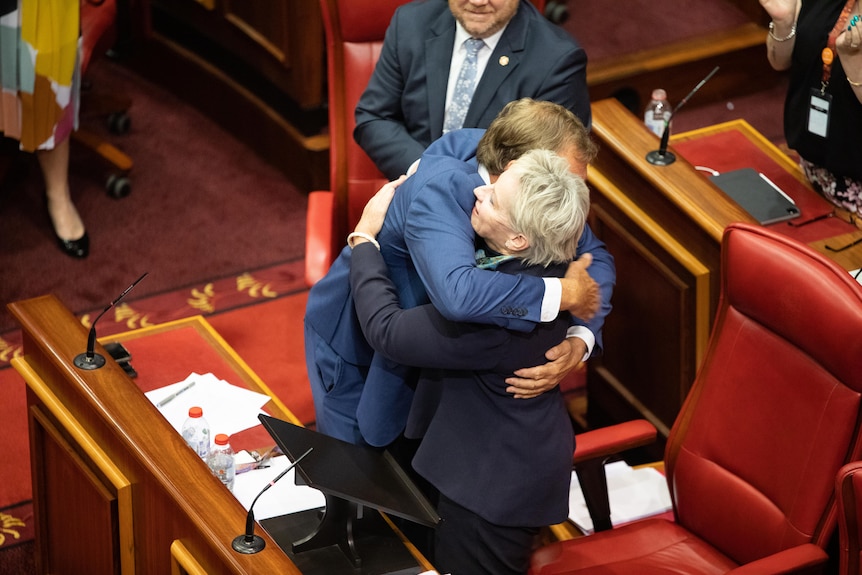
left=801, top=158, right=862, bottom=225
left=0, top=0, right=81, bottom=152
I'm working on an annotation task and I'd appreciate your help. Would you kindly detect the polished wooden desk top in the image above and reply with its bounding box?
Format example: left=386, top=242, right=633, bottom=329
left=672, top=119, right=862, bottom=271
left=106, top=315, right=302, bottom=449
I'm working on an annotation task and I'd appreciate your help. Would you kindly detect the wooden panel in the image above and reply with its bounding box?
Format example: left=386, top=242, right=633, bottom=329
left=584, top=98, right=746, bottom=445
left=587, top=21, right=781, bottom=118
left=151, top=0, right=322, bottom=109
left=32, top=408, right=120, bottom=573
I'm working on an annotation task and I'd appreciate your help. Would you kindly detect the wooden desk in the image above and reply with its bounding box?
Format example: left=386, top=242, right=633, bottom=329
left=584, top=99, right=862, bottom=454
left=671, top=120, right=862, bottom=269
left=8, top=296, right=432, bottom=574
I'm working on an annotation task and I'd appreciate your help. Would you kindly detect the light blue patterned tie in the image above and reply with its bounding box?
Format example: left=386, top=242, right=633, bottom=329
left=444, top=38, right=485, bottom=133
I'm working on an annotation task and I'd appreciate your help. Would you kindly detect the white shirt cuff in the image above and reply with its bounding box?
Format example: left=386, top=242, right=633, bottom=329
left=541, top=278, right=562, bottom=322
left=566, top=326, right=595, bottom=362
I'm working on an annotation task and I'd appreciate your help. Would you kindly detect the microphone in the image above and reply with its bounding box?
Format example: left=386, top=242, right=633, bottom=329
left=73, top=272, right=149, bottom=370
left=232, top=446, right=313, bottom=554
left=645, top=66, right=720, bottom=166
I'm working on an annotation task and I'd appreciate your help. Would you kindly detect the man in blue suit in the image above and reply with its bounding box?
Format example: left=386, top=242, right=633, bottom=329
left=305, top=100, right=614, bottom=448
left=355, top=0, right=590, bottom=179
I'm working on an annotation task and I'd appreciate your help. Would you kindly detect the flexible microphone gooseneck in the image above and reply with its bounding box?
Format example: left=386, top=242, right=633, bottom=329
left=645, top=66, right=720, bottom=166
left=73, top=272, right=149, bottom=370
left=232, top=447, right=314, bottom=554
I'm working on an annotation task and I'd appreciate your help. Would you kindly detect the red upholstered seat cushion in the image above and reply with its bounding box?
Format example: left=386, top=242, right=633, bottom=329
left=531, top=518, right=738, bottom=575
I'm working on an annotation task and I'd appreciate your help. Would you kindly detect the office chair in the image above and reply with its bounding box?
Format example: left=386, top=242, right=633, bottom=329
left=305, top=0, right=559, bottom=286
left=531, top=222, right=862, bottom=574
left=75, top=0, right=133, bottom=198
left=837, top=462, right=862, bottom=575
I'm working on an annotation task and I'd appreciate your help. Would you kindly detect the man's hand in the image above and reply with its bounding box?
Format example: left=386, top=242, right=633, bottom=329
left=505, top=337, right=587, bottom=399
left=353, top=175, right=407, bottom=238
left=559, top=253, right=599, bottom=321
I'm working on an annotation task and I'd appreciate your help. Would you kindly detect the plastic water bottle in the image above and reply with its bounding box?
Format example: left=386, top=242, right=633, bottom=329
left=181, top=406, right=210, bottom=460
left=207, top=433, right=236, bottom=491
left=644, top=89, right=670, bottom=137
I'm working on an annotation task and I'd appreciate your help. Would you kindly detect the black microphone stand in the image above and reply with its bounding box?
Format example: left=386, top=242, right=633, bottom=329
left=645, top=66, right=720, bottom=167
left=74, top=272, right=148, bottom=370
left=232, top=447, right=313, bottom=554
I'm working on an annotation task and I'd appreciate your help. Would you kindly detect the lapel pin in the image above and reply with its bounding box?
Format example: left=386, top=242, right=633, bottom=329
left=499, top=55, right=509, bottom=66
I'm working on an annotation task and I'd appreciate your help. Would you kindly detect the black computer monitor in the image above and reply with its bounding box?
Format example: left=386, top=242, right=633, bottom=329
left=258, top=414, right=440, bottom=568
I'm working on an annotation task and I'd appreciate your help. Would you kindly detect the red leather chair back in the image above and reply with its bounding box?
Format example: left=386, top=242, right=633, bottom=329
left=835, top=461, right=862, bottom=575
left=664, top=223, right=862, bottom=565
left=80, top=0, right=118, bottom=74
left=837, top=462, right=862, bottom=575
left=319, top=0, right=402, bottom=260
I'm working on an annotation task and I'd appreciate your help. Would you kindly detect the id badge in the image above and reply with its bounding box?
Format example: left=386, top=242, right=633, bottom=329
left=808, top=88, right=831, bottom=138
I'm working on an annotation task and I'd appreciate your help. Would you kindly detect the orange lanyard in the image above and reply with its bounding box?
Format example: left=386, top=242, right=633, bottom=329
left=821, top=0, right=858, bottom=91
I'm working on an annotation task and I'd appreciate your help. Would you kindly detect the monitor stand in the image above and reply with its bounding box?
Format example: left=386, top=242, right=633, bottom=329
left=293, top=494, right=362, bottom=567
left=261, top=501, right=429, bottom=575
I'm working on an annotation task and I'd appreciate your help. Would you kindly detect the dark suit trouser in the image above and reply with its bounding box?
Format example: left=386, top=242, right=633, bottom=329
left=304, top=323, right=369, bottom=445
left=434, top=493, right=539, bottom=575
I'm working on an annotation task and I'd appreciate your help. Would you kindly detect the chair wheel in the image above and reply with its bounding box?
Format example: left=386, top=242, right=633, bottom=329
left=106, top=174, right=131, bottom=198
left=108, top=112, right=131, bottom=135
left=545, top=1, right=568, bottom=24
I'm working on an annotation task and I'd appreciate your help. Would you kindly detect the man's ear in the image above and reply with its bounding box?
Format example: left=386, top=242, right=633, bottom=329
left=506, top=233, right=530, bottom=253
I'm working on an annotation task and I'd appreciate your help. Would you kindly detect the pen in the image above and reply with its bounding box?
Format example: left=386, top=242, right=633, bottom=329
left=157, top=380, right=196, bottom=408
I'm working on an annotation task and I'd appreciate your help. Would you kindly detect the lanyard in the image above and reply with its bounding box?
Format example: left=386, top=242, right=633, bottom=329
left=821, top=0, right=858, bottom=92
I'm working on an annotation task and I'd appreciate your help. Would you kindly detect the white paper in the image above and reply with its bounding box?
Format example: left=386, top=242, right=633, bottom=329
left=851, top=269, right=862, bottom=286
left=145, top=372, right=271, bottom=438
left=568, top=460, right=672, bottom=534
left=232, top=455, right=325, bottom=520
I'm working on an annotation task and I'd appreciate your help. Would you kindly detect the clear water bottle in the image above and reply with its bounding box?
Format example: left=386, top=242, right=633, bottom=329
left=644, top=88, right=670, bottom=137
left=207, top=433, right=236, bottom=491
left=181, top=406, right=210, bottom=460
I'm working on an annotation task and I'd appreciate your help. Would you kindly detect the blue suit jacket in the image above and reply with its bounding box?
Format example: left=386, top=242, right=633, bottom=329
left=354, top=0, right=591, bottom=179
left=305, top=129, right=614, bottom=446
left=350, top=242, right=574, bottom=527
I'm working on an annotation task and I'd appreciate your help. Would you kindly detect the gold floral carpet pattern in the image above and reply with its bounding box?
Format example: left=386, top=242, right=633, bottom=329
left=0, top=259, right=306, bottom=369
left=0, top=502, right=33, bottom=552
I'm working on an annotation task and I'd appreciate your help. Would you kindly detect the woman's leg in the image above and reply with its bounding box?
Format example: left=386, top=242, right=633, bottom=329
left=37, top=138, right=88, bottom=257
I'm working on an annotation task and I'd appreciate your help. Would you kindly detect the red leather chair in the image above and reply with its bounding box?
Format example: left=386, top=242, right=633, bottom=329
left=837, top=462, right=862, bottom=575
left=304, top=0, right=404, bottom=286
left=532, top=222, right=862, bottom=574
left=305, top=0, right=553, bottom=286
left=75, top=0, right=133, bottom=198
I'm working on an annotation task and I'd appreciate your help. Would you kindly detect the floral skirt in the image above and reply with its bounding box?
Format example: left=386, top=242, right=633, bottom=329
left=0, top=0, right=81, bottom=152
left=800, top=158, right=862, bottom=223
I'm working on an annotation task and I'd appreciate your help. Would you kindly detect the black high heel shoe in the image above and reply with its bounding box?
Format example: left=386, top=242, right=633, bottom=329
left=56, top=231, right=89, bottom=258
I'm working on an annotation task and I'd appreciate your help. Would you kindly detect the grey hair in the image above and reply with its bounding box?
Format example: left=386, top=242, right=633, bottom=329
left=508, top=149, right=590, bottom=267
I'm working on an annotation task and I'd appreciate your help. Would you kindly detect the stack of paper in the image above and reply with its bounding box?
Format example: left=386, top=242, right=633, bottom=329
left=568, top=460, right=673, bottom=534
left=145, top=372, right=271, bottom=438
left=232, top=455, right=325, bottom=519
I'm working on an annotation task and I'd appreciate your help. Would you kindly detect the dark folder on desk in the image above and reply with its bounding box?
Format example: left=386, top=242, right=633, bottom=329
left=710, top=168, right=801, bottom=225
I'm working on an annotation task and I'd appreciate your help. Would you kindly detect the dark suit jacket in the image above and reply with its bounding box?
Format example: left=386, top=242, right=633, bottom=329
left=350, top=242, right=575, bottom=527
left=306, top=129, right=614, bottom=447
left=354, top=0, right=591, bottom=179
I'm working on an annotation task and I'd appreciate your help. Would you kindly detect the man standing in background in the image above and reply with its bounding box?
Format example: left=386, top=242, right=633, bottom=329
left=354, top=0, right=591, bottom=179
